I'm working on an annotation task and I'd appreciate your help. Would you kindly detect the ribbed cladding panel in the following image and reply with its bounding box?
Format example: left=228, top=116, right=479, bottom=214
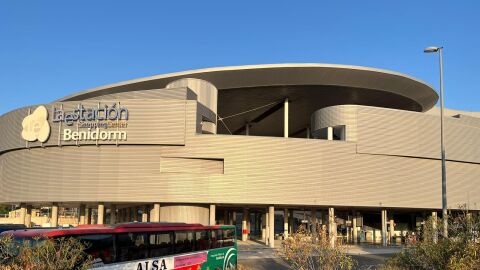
left=356, top=106, right=480, bottom=163
left=311, top=105, right=358, bottom=141
left=0, top=99, right=187, bottom=152
left=83, top=87, right=189, bottom=101
left=160, top=157, right=223, bottom=174
left=1, top=138, right=479, bottom=210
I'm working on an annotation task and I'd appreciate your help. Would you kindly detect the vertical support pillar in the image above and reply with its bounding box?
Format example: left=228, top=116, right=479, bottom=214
left=209, top=204, right=216, bottom=225
left=242, top=208, right=248, bottom=241
left=284, top=98, right=289, bottom=138
left=283, top=208, right=289, bottom=239
left=328, top=207, right=335, bottom=247
left=97, top=203, right=105, bottom=225
left=306, top=127, right=310, bottom=139
left=381, top=209, right=387, bottom=246
left=223, top=209, right=228, bottom=224
left=110, top=205, right=117, bottom=225
left=389, top=216, right=395, bottom=244
left=311, top=208, right=317, bottom=234
left=352, top=212, right=358, bottom=244
left=269, top=206, right=275, bottom=248
left=261, top=213, right=266, bottom=241
left=432, top=211, right=438, bottom=243
left=289, top=209, right=294, bottom=234
left=125, top=208, right=130, bottom=222
left=142, top=205, right=149, bottom=222
left=85, top=206, right=92, bottom=224
left=245, top=123, right=250, bottom=136
left=19, top=204, right=27, bottom=227
left=25, top=205, right=32, bottom=228
left=79, top=204, right=86, bottom=225
left=232, top=211, right=237, bottom=225
left=51, top=203, right=59, bottom=227
left=151, top=203, right=160, bottom=222
left=327, top=127, right=333, bottom=140
left=265, top=212, right=270, bottom=245
left=133, top=207, right=139, bottom=222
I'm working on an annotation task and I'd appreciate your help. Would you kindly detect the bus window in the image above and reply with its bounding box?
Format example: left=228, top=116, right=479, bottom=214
left=210, top=229, right=222, bottom=249
left=174, top=231, right=194, bottom=254
left=116, top=233, right=148, bottom=262
left=148, top=231, right=173, bottom=257
left=194, top=230, right=209, bottom=251
left=75, top=234, right=115, bottom=264
left=222, top=229, right=235, bottom=247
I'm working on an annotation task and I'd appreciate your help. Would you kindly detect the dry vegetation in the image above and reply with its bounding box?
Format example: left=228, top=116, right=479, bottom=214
left=0, top=235, right=92, bottom=270
left=383, top=206, right=480, bottom=270
left=277, top=225, right=355, bottom=270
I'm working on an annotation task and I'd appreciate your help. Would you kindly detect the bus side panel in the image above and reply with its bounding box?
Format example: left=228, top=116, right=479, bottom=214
left=202, top=247, right=237, bottom=270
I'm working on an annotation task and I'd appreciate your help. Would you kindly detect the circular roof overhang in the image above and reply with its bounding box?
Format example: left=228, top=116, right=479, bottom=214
left=58, top=64, right=438, bottom=137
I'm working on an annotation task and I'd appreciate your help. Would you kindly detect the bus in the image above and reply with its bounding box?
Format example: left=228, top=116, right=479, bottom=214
left=2, top=222, right=237, bottom=270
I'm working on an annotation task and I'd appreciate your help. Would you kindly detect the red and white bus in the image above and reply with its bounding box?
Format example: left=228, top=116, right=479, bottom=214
left=2, top=222, right=238, bottom=270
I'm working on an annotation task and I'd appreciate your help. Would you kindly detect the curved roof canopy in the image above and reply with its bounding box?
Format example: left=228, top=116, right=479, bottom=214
left=59, top=64, right=438, bottom=137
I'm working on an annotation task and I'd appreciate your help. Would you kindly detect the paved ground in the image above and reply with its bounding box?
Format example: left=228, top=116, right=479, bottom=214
left=237, top=240, right=401, bottom=270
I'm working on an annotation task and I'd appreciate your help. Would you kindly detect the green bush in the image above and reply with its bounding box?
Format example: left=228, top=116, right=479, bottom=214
left=0, top=235, right=93, bottom=270
left=384, top=207, right=480, bottom=270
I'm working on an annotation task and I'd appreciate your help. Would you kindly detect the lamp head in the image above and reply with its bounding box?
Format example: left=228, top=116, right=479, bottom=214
left=424, top=46, right=442, bottom=53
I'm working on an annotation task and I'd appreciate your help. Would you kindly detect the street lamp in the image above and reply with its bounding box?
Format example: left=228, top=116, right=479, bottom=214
left=424, top=46, right=448, bottom=238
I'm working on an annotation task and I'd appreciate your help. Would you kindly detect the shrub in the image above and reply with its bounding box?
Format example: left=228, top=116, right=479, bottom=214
left=277, top=225, right=355, bottom=270
left=384, top=207, right=480, bottom=270
left=0, top=234, right=92, bottom=270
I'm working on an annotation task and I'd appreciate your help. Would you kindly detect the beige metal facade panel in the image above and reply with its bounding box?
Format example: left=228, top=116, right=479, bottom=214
left=1, top=133, right=479, bottom=210
left=356, top=106, right=480, bottom=163
left=311, top=105, right=358, bottom=141
left=0, top=99, right=187, bottom=153
left=160, top=157, right=224, bottom=174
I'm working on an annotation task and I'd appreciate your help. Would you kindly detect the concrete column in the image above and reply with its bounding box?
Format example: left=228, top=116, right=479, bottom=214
left=97, top=203, right=105, bottom=225
left=311, top=208, right=317, bottom=234
left=381, top=209, right=387, bottom=246
left=352, top=212, right=358, bottom=244
left=269, top=206, right=275, bottom=248
left=327, top=127, right=333, bottom=140
left=289, top=209, right=294, bottom=234
left=328, top=207, right=335, bottom=247
left=79, top=204, right=86, bottom=225
left=283, top=208, right=289, bottom=238
left=110, top=205, right=117, bottom=225
left=232, top=211, right=237, bottom=225
left=132, top=207, right=139, bottom=222
left=261, top=213, right=266, bottom=241
left=242, top=208, right=248, bottom=241
left=284, top=98, right=289, bottom=138
left=265, top=212, right=270, bottom=245
left=223, top=209, right=228, bottom=224
left=85, top=207, right=91, bottom=225
left=209, top=204, right=216, bottom=225
left=51, top=203, right=59, bottom=227
left=432, top=211, right=438, bottom=243
left=246, top=210, right=251, bottom=235
left=142, top=205, right=149, bottom=222
left=25, top=205, right=32, bottom=228
left=151, top=203, right=160, bottom=222
left=306, top=127, right=310, bottom=139
left=389, top=216, right=395, bottom=244
left=245, top=123, right=250, bottom=136
left=19, top=205, right=27, bottom=227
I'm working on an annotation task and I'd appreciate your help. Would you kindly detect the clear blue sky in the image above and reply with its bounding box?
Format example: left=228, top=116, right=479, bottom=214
left=1, top=1, right=479, bottom=115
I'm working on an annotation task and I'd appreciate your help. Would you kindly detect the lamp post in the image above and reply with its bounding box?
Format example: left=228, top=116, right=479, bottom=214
left=424, top=46, right=448, bottom=238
